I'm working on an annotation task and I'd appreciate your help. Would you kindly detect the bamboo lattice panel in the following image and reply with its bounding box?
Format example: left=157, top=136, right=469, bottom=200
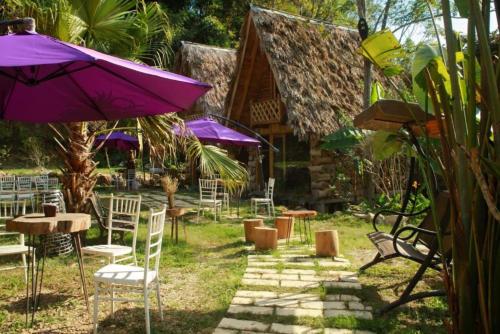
left=250, top=99, right=281, bottom=126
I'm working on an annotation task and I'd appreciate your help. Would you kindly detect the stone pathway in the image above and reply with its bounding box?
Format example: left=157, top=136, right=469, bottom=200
left=214, top=242, right=375, bottom=334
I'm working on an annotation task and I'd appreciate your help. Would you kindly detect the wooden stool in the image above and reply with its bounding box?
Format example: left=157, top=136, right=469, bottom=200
left=274, top=216, right=293, bottom=239
left=315, top=230, right=339, bottom=257
left=243, top=218, right=264, bottom=243
left=254, top=227, right=278, bottom=251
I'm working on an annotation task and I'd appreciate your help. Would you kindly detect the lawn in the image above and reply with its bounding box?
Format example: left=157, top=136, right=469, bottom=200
left=0, top=189, right=449, bottom=334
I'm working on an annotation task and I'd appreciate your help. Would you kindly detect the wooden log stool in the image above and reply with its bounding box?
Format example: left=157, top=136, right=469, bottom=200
left=254, top=227, right=278, bottom=251
left=315, top=230, right=340, bottom=257
left=243, top=218, right=264, bottom=243
left=274, top=216, right=293, bottom=240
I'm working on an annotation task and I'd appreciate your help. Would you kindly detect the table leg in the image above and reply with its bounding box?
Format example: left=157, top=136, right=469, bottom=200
left=286, top=216, right=293, bottom=245
left=306, top=216, right=312, bottom=246
left=33, top=236, right=47, bottom=315
left=175, top=217, right=179, bottom=244
left=25, top=234, right=31, bottom=326
left=25, top=235, right=47, bottom=327
left=182, top=216, right=187, bottom=242
left=297, top=217, right=303, bottom=243
left=170, top=217, right=174, bottom=240
left=72, top=233, right=89, bottom=312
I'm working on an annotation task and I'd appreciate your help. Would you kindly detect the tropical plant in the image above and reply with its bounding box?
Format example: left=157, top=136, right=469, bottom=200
left=4, top=0, right=248, bottom=212
left=357, top=0, right=500, bottom=332
left=161, top=174, right=178, bottom=208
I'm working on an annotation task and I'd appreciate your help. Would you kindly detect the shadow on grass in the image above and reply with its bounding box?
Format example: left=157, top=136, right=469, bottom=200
left=2, top=293, right=73, bottom=314
left=95, top=305, right=226, bottom=334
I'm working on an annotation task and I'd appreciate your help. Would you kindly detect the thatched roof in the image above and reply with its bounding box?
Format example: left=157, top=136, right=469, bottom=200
left=174, top=42, right=236, bottom=116
left=227, top=6, right=389, bottom=138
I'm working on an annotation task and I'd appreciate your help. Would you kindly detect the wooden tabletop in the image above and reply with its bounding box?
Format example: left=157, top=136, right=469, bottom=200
left=282, top=210, right=318, bottom=218
left=6, top=213, right=91, bottom=235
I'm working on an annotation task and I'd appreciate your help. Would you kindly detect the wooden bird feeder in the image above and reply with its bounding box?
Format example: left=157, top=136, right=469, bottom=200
left=354, top=99, right=434, bottom=134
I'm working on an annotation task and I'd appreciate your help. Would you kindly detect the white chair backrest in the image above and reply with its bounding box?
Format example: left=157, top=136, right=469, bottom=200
left=107, top=194, right=142, bottom=246
left=16, top=176, right=32, bottom=191
left=127, top=169, right=136, bottom=179
left=0, top=201, right=26, bottom=242
left=47, top=178, right=59, bottom=189
left=199, top=179, right=217, bottom=201
left=34, top=175, right=49, bottom=191
left=144, top=205, right=167, bottom=283
left=0, top=176, right=16, bottom=192
left=266, top=178, right=275, bottom=199
left=41, top=190, right=66, bottom=213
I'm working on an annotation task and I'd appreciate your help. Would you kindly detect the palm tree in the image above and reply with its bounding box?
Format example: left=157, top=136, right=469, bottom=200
left=6, top=0, right=248, bottom=211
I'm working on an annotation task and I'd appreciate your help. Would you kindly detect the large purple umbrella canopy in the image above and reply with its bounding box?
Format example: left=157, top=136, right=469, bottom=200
left=0, top=32, right=211, bottom=123
left=176, top=118, right=260, bottom=147
left=95, top=131, right=139, bottom=151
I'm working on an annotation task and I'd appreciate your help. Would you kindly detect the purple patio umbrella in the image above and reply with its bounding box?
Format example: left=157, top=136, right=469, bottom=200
left=176, top=118, right=260, bottom=146
left=95, top=131, right=139, bottom=151
left=0, top=32, right=211, bottom=122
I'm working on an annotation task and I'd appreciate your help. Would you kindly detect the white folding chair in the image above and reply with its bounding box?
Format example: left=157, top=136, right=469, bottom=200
left=82, top=194, right=142, bottom=265
left=197, top=179, right=222, bottom=222
left=16, top=176, right=36, bottom=213
left=92, top=205, right=167, bottom=334
left=47, top=178, right=59, bottom=190
left=0, top=200, right=30, bottom=282
left=251, top=178, right=275, bottom=217
left=127, top=169, right=139, bottom=191
left=0, top=176, right=16, bottom=201
left=34, top=175, right=49, bottom=191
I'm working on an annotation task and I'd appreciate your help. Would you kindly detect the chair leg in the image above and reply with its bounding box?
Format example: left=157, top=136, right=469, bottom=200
left=271, top=201, right=275, bottom=217
left=110, top=285, right=115, bottom=317
left=93, top=283, right=99, bottom=334
left=155, top=280, right=163, bottom=321
left=144, top=289, right=151, bottom=334
left=197, top=204, right=201, bottom=223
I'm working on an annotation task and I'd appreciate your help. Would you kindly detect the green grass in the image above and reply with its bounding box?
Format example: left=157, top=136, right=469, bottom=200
left=0, top=190, right=449, bottom=333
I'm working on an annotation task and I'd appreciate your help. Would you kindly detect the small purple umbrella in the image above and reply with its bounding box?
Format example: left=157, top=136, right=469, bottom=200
left=0, top=32, right=211, bottom=122
left=95, top=131, right=139, bottom=151
left=176, top=118, right=260, bottom=146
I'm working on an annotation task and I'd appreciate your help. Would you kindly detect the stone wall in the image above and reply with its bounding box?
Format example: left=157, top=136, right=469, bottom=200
left=309, top=137, right=335, bottom=200
left=308, top=137, right=362, bottom=204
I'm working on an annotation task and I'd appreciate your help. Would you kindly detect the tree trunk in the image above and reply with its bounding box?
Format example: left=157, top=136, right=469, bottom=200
left=60, top=122, right=98, bottom=213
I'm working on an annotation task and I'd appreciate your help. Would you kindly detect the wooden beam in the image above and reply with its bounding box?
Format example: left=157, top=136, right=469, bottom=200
left=227, top=13, right=253, bottom=121
left=282, top=135, right=286, bottom=181
left=256, top=124, right=293, bottom=136
left=233, top=30, right=259, bottom=122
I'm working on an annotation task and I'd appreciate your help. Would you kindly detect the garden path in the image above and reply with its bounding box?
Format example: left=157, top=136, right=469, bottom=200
left=214, top=240, right=374, bottom=334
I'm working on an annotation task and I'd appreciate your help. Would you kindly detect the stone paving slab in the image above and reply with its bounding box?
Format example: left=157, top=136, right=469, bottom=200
left=216, top=241, right=374, bottom=334
left=218, top=318, right=270, bottom=332
left=276, top=307, right=323, bottom=317
left=228, top=305, right=274, bottom=315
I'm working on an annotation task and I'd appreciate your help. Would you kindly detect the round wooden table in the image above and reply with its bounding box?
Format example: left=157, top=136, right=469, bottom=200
left=282, top=210, right=318, bottom=245
left=7, top=213, right=91, bottom=326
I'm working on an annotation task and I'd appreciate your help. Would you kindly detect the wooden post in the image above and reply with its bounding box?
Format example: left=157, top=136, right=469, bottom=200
left=274, top=216, right=293, bottom=239
left=243, top=218, right=264, bottom=243
left=315, top=230, right=339, bottom=257
left=254, top=227, right=278, bottom=251
left=269, top=135, right=274, bottom=178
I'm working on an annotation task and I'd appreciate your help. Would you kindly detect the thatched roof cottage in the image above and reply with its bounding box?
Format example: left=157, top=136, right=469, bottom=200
left=226, top=6, right=387, bottom=210
left=174, top=41, right=237, bottom=117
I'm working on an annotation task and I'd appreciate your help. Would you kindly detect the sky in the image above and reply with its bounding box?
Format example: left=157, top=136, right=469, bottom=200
left=399, top=13, right=498, bottom=43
